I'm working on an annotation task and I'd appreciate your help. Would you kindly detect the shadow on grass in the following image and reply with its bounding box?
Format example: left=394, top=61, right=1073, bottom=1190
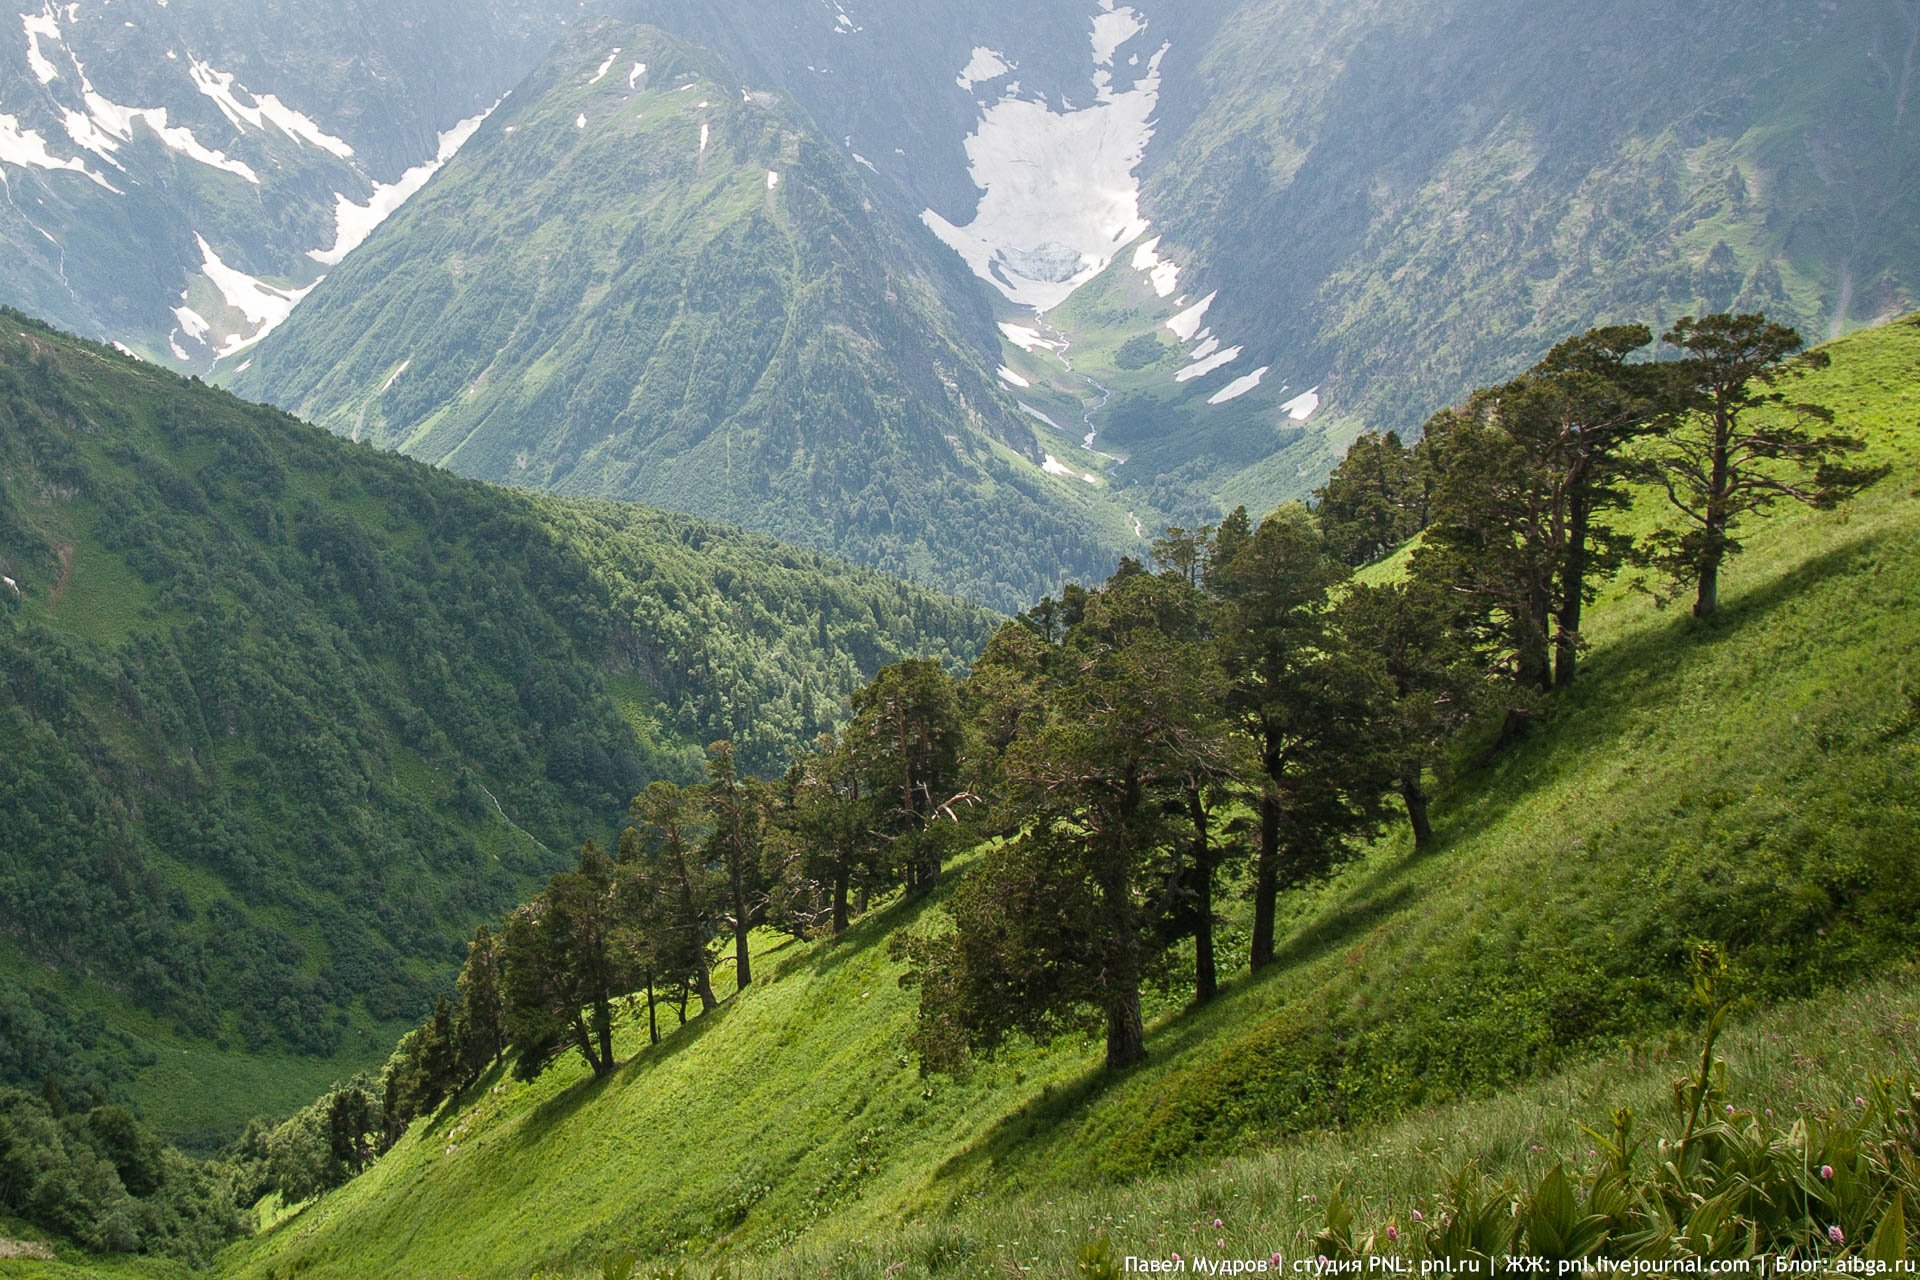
left=1424, top=532, right=1884, bottom=851
left=931, top=533, right=1889, bottom=1196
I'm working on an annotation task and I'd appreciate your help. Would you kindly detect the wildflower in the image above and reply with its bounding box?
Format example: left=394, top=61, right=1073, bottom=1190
left=1213, top=1218, right=1224, bottom=1229
left=1856, top=1096, right=1868, bottom=1109
left=1271, top=1254, right=1283, bottom=1267
left=1411, top=1210, right=1424, bottom=1223
left=1725, top=1104, right=1736, bottom=1115
left=1387, top=1226, right=1400, bottom=1243
left=1830, top=1226, right=1845, bottom=1247
left=1821, top=1165, right=1834, bottom=1181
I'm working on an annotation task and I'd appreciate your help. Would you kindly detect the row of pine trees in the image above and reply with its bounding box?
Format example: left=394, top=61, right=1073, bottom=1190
left=300, top=312, right=1878, bottom=1191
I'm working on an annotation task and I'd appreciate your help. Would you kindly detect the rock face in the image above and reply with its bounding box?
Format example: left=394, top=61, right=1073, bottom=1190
left=0, top=0, right=574, bottom=368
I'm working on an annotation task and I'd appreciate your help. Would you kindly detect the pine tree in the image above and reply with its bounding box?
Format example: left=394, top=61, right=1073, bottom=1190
left=1336, top=581, right=1488, bottom=848
left=620, top=782, right=720, bottom=1016
left=909, top=573, right=1235, bottom=1070
left=452, top=924, right=505, bottom=1088
left=846, top=659, right=965, bottom=896
left=1413, top=325, right=1667, bottom=689
left=1639, top=313, right=1885, bottom=617
left=499, top=842, right=625, bottom=1080
left=703, top=741, right=768, bottom=988
left=1314, top=431, right=1428, bottom=566
left=1211, top=506, right=1394, bottom=969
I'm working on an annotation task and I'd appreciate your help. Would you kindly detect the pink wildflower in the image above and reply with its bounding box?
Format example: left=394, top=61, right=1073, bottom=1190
left=1830, top=1226, right=1846, bottom=1247
left=1821, top=1165, right=1834, bottom=1181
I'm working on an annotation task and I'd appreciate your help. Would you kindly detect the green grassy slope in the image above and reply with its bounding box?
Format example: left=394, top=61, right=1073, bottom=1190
left=216, top=317, right=1919, bottom=1278
left=0, top=313, right=992, bottom=1140
left=230, top=21, right=1147, bottom=611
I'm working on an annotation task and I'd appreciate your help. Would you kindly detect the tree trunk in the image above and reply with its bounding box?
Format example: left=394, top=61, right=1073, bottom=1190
left=916, top=845, right=941, bottom=895
left=1519, top=581, right=1554, bottom=692
left=645, top=973, right=659, bottom=1045
left=1250, top=786, right=1281, bottom=971
left=595, top=998, right=614, bottom=1075
left=573, top=1015, right=606, bottom=1076
left=734, top=922, right=752, bottom=990
left=1555, top=493, right=1591, bottom=689
left=695, top=962, right=718, bottom=1013
left=1104, top=989, right=1147, bottom=1070
left=832, top=868, right=850, bottom=934
left=1694, top=546, right=1722, bottom=618
left=1696, top=430, right=1732, bottom=618
left=1400, top=772, right=1434, bottom=850
left=1188, top=786, right=1216, bottom=1005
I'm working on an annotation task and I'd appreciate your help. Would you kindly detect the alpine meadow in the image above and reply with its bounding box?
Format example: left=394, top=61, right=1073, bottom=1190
left=0, top=1, right=1916, bottom=1278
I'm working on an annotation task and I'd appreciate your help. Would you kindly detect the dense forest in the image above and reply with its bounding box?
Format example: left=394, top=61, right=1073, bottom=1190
left=0, top=312, right=993, bottom=1136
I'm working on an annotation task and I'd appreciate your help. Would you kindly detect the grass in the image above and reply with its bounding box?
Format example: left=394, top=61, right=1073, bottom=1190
left=711, top=971, right=1920, bottom=1279
left=210, top=317, right=1920, bottom=1279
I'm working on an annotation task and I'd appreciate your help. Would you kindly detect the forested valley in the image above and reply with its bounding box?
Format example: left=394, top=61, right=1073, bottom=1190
left=100, top=312, right=1916, bottom=1280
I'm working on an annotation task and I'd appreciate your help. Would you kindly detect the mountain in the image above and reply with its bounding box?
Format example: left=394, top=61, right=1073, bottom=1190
left=212, top=316, right=1920, bottom=1280
left=15, top=1, right=1913, bottom=606
left=0, top=0, right=583, bottom=368
left=227, top=21, right=1152, bottom=611
left=0, top=310, right=993, bottom=1142
left=607, top=0, right=1920, bottom=521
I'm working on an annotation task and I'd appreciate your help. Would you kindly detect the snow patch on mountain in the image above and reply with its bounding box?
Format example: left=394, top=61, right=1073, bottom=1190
left=997, top=365, right=1030, bottom=388
left=1000, top=322, right=1065, bottom=353
left=310, top=106, right=493, bottom=266
left=1174, top=345, right=1241, bottom=383
left=21, top=6, right=61, bottom=83
left=1091, top=6, right=1145, bottom=67
left=195, top=233, right=316, bottom=359
left=1165, top=291, right=1215, bottom=342
left=1019, top=402, right=1065, bottom=431
left=0, top=111, right=112, bottom=186
left=1207, top=366, right=1268, bottom=404
left=923, top=4, right=1166, bottom=312
left=171, top=304, right=210, bottom=342
left=188, top=60, right=354, bottom=159
left=589, top=49, right=621, bottom=85
left=1280, top=387, right=1321, bottom=421
left=957, top=47, right=1013, bottom=92
left=1130, top=235, right=1179, bottom=298
left=46, top=37, right=262, bottom=184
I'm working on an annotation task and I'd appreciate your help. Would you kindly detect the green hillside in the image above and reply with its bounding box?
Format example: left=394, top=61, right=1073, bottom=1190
left=206, top=316, right=1919, bottom=1279
left=230, top=22, right=1153, bottom=611
left=0, top=312, right=992, bottom=1142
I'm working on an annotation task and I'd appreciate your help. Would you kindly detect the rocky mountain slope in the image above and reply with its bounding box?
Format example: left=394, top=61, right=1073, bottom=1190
left=230, top=22, right=1148, bottom=610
